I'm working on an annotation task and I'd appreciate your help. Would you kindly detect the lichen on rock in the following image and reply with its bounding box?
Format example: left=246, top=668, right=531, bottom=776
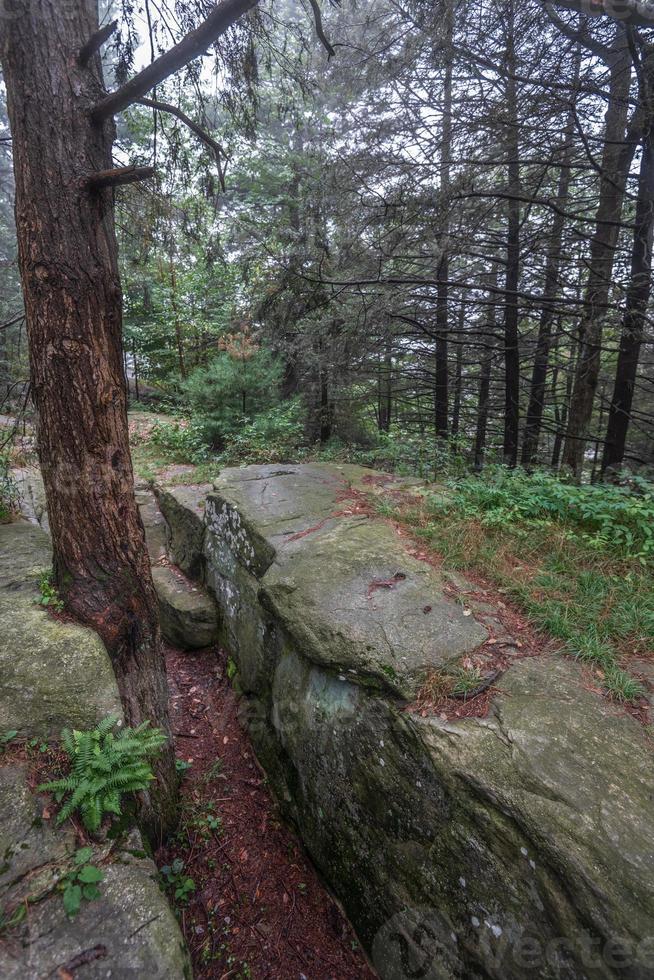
left=158, top=462, right=654, bottom=979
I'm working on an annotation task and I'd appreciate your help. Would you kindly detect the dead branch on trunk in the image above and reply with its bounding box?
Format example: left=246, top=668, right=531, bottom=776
left=86, top=165, right=155, bottom=189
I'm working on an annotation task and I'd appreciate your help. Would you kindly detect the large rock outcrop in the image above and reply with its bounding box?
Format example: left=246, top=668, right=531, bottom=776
left=158, top=463, right=654, bottom=980
left=0, top=522, right=122, bottom=736
left=0, top=521, right=190, bottom=979
left=11, top=466, right=219, bottom=650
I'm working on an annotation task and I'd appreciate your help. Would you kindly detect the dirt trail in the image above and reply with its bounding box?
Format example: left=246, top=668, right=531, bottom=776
left=156, top=643, right=376, bottom=980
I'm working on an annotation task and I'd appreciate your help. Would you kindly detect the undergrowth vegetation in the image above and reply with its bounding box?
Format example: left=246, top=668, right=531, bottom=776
left=432, top=467, right=654, bottom=562
left=134, top=407, right=467, bottom=483
left=389, top=467, right=654, bottom=704
left=39, top=714, right=167, bottom=832
left=129, top=406, right=653, bottom=706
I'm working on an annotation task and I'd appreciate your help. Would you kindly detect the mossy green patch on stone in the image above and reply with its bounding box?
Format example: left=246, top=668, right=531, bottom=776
left=0, top=580, right=123, bottom=738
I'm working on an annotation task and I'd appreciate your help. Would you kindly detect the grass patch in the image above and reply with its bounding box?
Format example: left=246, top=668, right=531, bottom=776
left=386, top=468, right=654, bottom=705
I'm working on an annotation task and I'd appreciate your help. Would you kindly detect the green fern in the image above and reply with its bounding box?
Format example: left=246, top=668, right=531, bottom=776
left=39, top=714, right=167, bottom=832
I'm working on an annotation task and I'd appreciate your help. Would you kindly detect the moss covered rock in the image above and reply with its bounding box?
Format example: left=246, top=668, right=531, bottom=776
left=152, top=563, right=219, bottom=649
left=0, top=765, right=189, bottom=980
left=155, top=483, right=211, bottom=580
left=161, top=463, right=654, bottom=979
left=0, top=523, right=123, bottom=738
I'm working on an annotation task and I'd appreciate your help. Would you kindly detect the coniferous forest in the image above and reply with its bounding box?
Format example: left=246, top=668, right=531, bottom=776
left=1, top=3, right=654, bottom=979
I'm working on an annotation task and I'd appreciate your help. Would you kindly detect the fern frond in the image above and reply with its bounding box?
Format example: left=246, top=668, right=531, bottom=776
left=43, top=714, right=164, bottom=833
left=96, top=714, right=121, bottom=737
left=61, top=728, right=75, bottom=757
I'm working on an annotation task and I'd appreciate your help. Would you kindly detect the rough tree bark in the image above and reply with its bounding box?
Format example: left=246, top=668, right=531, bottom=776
left=0, top=0, right=260, bottom=837
left=0, top=0, right=177, bottom=836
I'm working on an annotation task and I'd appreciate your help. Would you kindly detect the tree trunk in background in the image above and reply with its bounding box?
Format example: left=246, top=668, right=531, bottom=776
left=434, top=3, right=453, bottom=442
left=378, top=344, right=392, bottom=432
left=602, top=124, right=654, bottom=476
left=562, top=27, right=632, bottom=477
left=590, top=381, right=607, bottom=482
left=521, top=51, right=580, bottom=468
left=451, top=301, right=464, bottom=442
left=552, top=330, right=577, bottom=469
left=473, top=269, right=499, bottom=471
left=0, top=0, right=176, bottom=837
left=434, top=252, right=449, bottom=440
left=169, top=256, right=187, bottom=380
left=502, top=1, right=521, bottom=467
left=319, top=369, right=332, bottom=443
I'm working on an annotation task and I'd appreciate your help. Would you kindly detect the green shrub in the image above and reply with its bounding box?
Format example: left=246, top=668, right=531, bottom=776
left=160, top=857, right=196, bottom=904
left=39, top=715, right=167, bottom=832
left=216, top=400, right=305, bottom=465
left=150, top=418, right=210, bottom=464
left=37, top=571, right=64, bottom=612
left=429, top=467, right=654, bottom=562
left=60, top=847, right=104, bottom=917
left=184, top=347, right=282, bottom=446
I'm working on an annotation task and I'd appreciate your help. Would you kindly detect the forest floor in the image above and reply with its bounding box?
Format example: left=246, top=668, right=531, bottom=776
left=156, top=642, right=374, bottom=980
left=378, top=487, right=654, bottom=724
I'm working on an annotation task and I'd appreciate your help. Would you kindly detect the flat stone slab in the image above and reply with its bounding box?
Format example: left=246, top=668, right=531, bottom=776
left=208, top=464, right=486, bottom=696
left=263, top=517, right=487, bottom=696
left=152, top=563, right=219, bottom=650
left=0, top=523, right=123, bottom=737
left=136, top=487, right=168, bottom=563
left=412, top=656, right=654, bottom=973
left=186, top=462, right=654, bottom=977
left=0, top=765, right=189, bottom=980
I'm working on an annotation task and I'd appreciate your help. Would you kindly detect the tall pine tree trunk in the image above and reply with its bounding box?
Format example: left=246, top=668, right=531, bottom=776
left=434, top=0, right=453, bottom=442
left=502, top=0, right=521, bottom=466
left=451, top=301, right=465, bottom=443
left=473, top=269, right=499, bottom=472
left=521, top=51, right=580, bottom=467
left=602, top=122, right=654, bottom=475
left=562, top=28, right=632, bottom=477
left=0, top=0, right=176, bottom=835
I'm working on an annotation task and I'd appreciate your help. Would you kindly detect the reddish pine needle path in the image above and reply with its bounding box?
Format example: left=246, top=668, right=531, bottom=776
left=156, top=644, right=375, bottom=980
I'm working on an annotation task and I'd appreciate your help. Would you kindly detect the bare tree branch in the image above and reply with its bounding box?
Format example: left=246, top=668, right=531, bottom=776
left=0, top=312, right=24, bottom=332
left=91, top=0, right=259, bottom=122
left=306, top=0, right=336, bottom=58
left=138, top=97, right=228, bottom=190
left=78, top=20, right=118, bottom=67
left=543, top=4, right=610, bottom=58
left=86, top=165, right=155, bottom=189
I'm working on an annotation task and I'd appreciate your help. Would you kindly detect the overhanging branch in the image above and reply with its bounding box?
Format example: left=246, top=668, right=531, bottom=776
left=307, top=0, right=336, bottom=58
left=91, top=0, right=259, bottom=122
left=138, top=97, right=228, bottom=190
